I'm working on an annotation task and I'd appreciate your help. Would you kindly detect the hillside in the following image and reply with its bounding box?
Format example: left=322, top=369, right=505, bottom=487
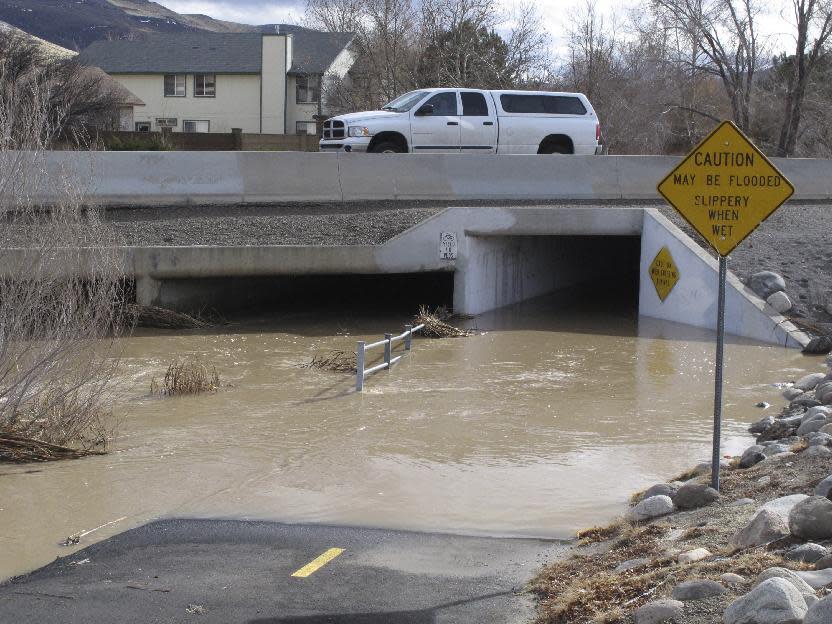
left=0, top=0, right=298, bottom=51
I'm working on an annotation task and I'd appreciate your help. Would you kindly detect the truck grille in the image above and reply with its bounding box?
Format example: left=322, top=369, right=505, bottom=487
left=322, top=120, right=345, bottom=140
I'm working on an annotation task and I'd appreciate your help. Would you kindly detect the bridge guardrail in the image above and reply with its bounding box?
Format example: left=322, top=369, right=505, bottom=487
left=356, top=323, right=425, bottom=391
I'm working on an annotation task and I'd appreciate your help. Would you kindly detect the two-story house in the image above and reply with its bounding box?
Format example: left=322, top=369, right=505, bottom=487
left=77, top=26, right=355, bottom=135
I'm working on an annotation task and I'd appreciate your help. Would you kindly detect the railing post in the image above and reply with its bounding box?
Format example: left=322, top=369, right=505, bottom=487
left=356, top=341, right=365, bottom=392
left=404, top=325, right=413, bottom=351
left=384, top=333, right=392, bottom=369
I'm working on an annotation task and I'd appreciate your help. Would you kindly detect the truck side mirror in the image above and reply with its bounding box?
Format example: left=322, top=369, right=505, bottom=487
left=415, top=104, right=434, bottom=116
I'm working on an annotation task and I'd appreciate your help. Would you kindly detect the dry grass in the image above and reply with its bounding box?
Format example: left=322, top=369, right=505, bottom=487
left=577, top=521, right=627, bottom=545
left=303, top=350, right=357, bottom=373
left=415, top=305, right=473, bottom=338
left=151, top=360, right=220, bottom=396
left=127, top=304, right=211, bottom=330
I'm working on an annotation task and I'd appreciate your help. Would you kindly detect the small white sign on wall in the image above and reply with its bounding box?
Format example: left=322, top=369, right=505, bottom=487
left=439, top=232, right=457, bottom=260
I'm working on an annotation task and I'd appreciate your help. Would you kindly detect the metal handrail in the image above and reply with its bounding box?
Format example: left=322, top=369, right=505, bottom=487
left=356, top=323, right=425, bottom=391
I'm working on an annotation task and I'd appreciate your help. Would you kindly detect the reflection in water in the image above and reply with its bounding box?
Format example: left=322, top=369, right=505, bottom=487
left=0, top=290, right=821, bottom=580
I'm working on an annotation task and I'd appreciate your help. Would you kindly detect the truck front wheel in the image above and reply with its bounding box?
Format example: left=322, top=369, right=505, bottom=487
left=370, top=141, right=405, bottom=154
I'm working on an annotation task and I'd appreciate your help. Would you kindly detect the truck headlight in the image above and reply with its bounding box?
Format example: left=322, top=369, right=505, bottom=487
left=348, top=126, right=372, bottom=137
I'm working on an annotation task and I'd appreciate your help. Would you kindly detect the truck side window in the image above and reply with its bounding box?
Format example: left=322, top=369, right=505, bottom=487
left=461, top=92, right=489, bottom=116
left=423, top=92, right=458, bottom=116
left=543, top=96, right=587, bottom=115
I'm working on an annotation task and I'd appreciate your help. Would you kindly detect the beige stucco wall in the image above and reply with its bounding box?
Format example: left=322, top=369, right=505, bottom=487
left=261, top=35, right=289, bottom=134
left=286, top=75, right=319, bottom=135
left=109, top=73, right=261, bottom=133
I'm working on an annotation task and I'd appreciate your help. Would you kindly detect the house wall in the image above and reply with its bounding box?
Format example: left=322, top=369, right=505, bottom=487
left=261, top=34, right=290, bottom=134
left=110, top=73, right=262, bottom=133
left=286, top=75, right=319, bottom=135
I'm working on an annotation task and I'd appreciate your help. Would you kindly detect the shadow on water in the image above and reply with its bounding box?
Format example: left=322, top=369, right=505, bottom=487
left=247, top=591, right=512, bottom=624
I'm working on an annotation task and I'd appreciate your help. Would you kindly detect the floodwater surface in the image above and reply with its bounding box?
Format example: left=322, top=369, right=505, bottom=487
left=0, top=292, right=822, bottom=580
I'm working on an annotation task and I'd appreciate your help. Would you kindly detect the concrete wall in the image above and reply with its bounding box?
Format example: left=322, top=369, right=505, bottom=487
left=111, top=73, right=262, bottom=133
left=638, top=209, right=809, bottom=348
left=27, top=152, right=832, bottom=206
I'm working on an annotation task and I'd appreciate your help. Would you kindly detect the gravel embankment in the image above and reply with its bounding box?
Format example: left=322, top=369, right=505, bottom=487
left=660, top=202, right=832, bottom=334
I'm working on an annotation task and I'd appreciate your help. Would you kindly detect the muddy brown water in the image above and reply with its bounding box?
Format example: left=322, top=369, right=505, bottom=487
left=0, top=292, right=822, bottom=581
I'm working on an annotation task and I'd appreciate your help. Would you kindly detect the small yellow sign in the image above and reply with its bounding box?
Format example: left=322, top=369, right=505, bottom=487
left=657, top=121, right=794, bottom=257
left=649, top=247, right=680, bottom=302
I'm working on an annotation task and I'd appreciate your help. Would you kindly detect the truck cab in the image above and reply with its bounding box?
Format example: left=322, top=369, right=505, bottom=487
left=319, top=88, right=602, bottom=155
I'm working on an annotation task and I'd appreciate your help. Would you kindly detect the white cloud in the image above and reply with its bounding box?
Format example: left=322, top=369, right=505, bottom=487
left=162, top=0, right=304, bottom=25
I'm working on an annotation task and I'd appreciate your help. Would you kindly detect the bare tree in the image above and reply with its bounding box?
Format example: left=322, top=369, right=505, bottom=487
left=0, top=34, right=127, bottom=462
left=776, top=0, right=832, bottom=155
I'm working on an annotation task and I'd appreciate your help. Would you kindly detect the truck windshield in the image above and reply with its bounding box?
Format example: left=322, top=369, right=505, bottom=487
left=382, top=90, right=429, bottom=112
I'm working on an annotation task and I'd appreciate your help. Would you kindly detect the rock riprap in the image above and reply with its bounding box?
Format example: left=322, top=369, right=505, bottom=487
left=789, top=496, right=832, bottom=540
left=750, top=271, right=787, bottom=299
left=672, top=483, right=720, bottom=510
left=804, top=593, right=832, bottom=624
left=629, top=495, right=674, bottom=522
left=634, top=599, right=683, bottom=624
left=671, top=579, right=725, bottom=601
left=723, top=577, right=808, bottom=624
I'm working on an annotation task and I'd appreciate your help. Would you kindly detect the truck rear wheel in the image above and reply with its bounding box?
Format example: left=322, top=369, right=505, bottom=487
left=370, top=141, right=405, bottom=154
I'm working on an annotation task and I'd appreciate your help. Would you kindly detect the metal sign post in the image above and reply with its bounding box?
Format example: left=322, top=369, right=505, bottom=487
left=657, top=121, right=794, bottom=492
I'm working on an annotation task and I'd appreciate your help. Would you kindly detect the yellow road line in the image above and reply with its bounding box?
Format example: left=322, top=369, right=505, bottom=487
left=290, top=548, right=345, bottom=578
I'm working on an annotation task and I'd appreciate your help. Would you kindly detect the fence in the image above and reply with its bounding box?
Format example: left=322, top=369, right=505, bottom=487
left=356, top=324, right=425, bottom=391
left=90, top=129, right=320, bottom=152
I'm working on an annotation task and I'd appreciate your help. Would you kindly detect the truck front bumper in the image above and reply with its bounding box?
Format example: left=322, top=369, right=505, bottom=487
left=319, top=137, right=372, bottom=153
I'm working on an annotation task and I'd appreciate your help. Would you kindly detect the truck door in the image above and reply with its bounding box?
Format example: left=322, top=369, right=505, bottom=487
left=410, top=91, right=461, bottom=152
left=459, top=91, right=496, bottom=153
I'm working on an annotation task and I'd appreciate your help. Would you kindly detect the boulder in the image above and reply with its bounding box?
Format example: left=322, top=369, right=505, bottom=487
left=678, top=548, right=711, bottom=563
left=740, top=445, right=767, bottom=468
left=785, top=543, right=828, bottom=564
left=642, top=483, right=678, bottom=501
left=783, top=387, right=804, bottom=401
left=756, top=567, right=817, bottom=599
left=797, top=415, right=829, bottom=436
left=794, top=568, right=832, bottom=590
left=672, top=483, right=720, bottom=510
left=804, top=594, right=832, bottom=624
left=816, top=381, right=832, bottom=404
left=806, top=432, right=832, bottom=447
left=796, top=373, right=828, bottom=392
left=721, top=573, right=747, bottom=586
left=732, top=509, right=790, bottom=548
left=629, top=495, right=674, bottom=522
left=750, top=271, right=787, bottom=299
left=671, top=579, right=725, bottom=601
left=803, top=336, right=832, bottom=355
left=803, top=406, right=831, bottom=423
left=815, top=475, right=832, bottom=498
left=815, top=554, right=832, bottom=570
left=820, top=423, right=832, bottom=435
left=758, top=419, right=800, bottom=443
left=767, top=291, right=793, bottom=314
left=634, top=598, right=683, bottom=624
left=789, top=496, right=832, bottom=540
left=761, top=494, right=809, bottom=520
left=803, top=445, right=832, bottom=458
left=792, top=394, right=822, bottom=409
left=724, top=577, right=808, bottom=624
left=762, top=443, right=791, bottom=456
left=750, top=415, right=776, bottom=434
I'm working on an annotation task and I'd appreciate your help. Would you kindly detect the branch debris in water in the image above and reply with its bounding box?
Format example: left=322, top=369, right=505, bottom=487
left=303, top=350, right=357, bottom=373
left=415, top=305, right=473, bottom=338
left=151, top=360, right=220, bottom=396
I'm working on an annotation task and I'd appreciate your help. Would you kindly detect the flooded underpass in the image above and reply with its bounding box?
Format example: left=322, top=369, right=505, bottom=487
left=0, top=285, right=820, bottom=581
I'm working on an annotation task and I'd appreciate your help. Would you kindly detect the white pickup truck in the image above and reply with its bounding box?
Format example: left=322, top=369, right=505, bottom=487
left=319, top=88, right=602, bottom=155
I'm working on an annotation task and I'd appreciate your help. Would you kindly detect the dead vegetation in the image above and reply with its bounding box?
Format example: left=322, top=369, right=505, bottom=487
left=415, top=305, right=473, bottom=338
left=127, top=304, right=211, bottom=330
left=303, top=350, right=357, bottom=373
left=150, top=361, right=220, bottom=396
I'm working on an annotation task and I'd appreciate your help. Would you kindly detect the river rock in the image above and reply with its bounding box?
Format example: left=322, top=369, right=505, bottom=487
left=797, top=415, right=829, bottom=436
left=807, top=432, right=832, bottom=446
left=796, top=373, right=828, bottom=392
left=803, top=406, right=831, bottom=423
left=732, top=509, right=790, bottom=548
left=642, top=483, right=678, bottom=500
left=816, top=381, right=832, bottom=404
left=815, top=554, right=832, bottom=569
left=819, top=423, right=832, bottom=435
left=722, top=573, right=747, bottom=586
left=785, top=543, right=828, bottom=564
left=761, top=494, right=809, bottom=520
left=789, top=496, right=832, bottom=540
left=740, top=445, right=767, bottom=468
left=756, top=567, right=817, bottom=599
left=724, top=577, right=808, bottom=624
left=814, top=474, right=832, bottom=497
left=678, top=548, right=711, bottom=563
left=803, top=445, right=832, bottom=458
left=751, top=271, right=787, bottom=299
left=614, top=557, right=651, bottom=573
left=794, top=568, right=832, bottom=589
left=805, top=594, right=832, bottom=624
left=758, top=419, right=801, bottom=443
left=750, top=415, right=776, bottom=434
left=629, top=495, right=674, bottom=522
left=783, top=387, right=803, bottom=401
left=767, top=291, right=793, bottom=314
left=671, top=579, right=725, bottom=601
left=803, top=336, right=832, bottom=355
left=762, top=443, right=791, bottom=456
left=792, top=394, right=822, bottom=409
left=672, top=483, right=720, bottom=510
left=634, top=598, right=683, bottom=624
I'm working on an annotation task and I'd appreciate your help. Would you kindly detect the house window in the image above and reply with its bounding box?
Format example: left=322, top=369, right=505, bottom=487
left=164, top=74, right=186, bottom=97
left=296, top=75, right=320, bottom=104
left=135, top=122, right=151, bottom=132
left=296, top=121, right=316, bottom=135
left=194, top=74, right=216, bottom=97
left=183, top=120, right=210, bottom=133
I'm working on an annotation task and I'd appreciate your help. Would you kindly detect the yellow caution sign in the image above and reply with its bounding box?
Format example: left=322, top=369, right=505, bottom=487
left=649, top=247, right=679, bottom=302
left=657, top=121, right=794, bottom=257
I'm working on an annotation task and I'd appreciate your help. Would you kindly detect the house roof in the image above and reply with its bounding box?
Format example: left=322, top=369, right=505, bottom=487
left=81, top=66, right=146, bottom=106
left=77, top=30, right=354, bottom=76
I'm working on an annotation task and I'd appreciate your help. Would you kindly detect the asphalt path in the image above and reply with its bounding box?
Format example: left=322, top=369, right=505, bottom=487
left=0, top=519, right=566, bottom=624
